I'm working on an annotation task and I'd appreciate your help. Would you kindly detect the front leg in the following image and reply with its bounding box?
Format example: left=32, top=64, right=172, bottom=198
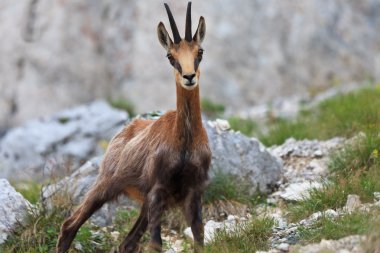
left=147, top=186, right=167, bottom=252
left=184, top=191, right=204, bottom=253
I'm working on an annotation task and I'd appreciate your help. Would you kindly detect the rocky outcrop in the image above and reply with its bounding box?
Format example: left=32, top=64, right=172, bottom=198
left=1, top=0, right=380, bottom=126
left=0, top=179, right=31, bottom=244
left=207, top=120, right=282, bottom=193
left=0, top=101, right=128, bottom=181
left=268, top=137, right=344, bottom=202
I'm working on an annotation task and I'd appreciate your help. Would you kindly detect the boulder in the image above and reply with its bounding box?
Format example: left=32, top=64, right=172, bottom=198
left=206, top=120, right=282, bottom=193
left=0, top=179, right=31, bottom=244
left=0, top=101, right=128, bottom=181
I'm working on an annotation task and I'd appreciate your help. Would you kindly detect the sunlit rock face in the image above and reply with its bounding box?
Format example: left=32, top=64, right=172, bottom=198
left=1, top=0, right=379, bottom=127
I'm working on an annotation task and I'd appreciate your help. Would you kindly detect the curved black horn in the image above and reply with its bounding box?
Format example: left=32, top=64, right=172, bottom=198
left=185, top=2, right=192, bottom=42
left=164, top=3, right=181, bottom=44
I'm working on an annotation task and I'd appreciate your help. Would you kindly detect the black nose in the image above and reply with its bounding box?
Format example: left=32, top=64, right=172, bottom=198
left=183, top=74, right=196, bottom=83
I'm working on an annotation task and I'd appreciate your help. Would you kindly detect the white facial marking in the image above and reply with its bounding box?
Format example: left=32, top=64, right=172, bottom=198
left=180, top=77, right=199, bottom=90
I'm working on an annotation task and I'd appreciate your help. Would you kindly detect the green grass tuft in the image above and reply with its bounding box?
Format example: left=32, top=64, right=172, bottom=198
left=204, top=172, right=263, bottom=206
left=12, top=181, right=42, bottom=204
left=228, top=116, right=258, bottom=137
left=108, top=97, right=136, bottom=117
left=0, top=192, right=113, bottom=253
left=201, top=98, right=225, bottom=118
left=260, top=88, right=380, bottom=146
left=205, top=217, right=274, bottom=253
left=297, top=211, right=374, bottom=243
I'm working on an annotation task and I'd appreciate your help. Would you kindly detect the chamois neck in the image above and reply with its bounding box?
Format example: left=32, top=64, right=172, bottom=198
left=175, top=82, right=203, bottom=139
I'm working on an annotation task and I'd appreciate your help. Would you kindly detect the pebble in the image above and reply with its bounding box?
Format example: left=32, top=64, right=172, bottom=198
left=276, top=242, right=290, bottom=251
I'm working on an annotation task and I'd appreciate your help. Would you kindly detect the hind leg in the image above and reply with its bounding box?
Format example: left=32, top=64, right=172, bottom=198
left=56, top=177, right=123, bottom=253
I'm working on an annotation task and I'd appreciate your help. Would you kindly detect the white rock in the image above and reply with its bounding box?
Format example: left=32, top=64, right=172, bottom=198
left=0, top=179, right=31, bottom=244
left=276, top=242, right=289, bottom=251
left=344, top=194, right=361, bottom=212
left=184, top=219, right=236, bottom=244
left=279, top=181, right=322, bottom=201
left=374, top=192, right=380, bottom=202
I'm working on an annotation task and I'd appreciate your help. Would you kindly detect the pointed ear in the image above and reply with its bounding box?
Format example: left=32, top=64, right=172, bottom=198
left=193, top=16, right=206, bottom=44
left=157, top=22, right=173, bottom=51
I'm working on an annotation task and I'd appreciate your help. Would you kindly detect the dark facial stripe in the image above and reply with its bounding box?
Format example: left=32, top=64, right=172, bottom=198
left=174, top=61, right=182, bottom=74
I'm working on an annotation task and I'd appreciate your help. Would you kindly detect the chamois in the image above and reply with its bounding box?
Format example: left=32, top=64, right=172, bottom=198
left=56, top=2, right=210, bottom=253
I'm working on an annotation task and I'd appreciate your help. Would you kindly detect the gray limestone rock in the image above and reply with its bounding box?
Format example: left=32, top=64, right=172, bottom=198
left=206, top=120, right=283, bottom=193
left=0, top=101, right=128, bottom=181
left=0, top=179, right=31, bottom=244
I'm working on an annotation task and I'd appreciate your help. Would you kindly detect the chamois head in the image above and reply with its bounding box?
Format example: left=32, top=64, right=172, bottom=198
left=157, top=2, right=206, bottom=90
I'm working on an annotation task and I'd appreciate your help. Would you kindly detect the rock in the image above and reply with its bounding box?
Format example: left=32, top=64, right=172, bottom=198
left=0, top=179, right=31, bottom=244
left=206, top=121, right=283, bottom=193
left=1, top=1, right=380, bottom=126
left=289, top=235, right=365, bottom=253
left=301, top=209, right=338, bottom=225
left=374, top=192, right=380, bottom=202
left=278, top=182, right=322, bottom=201
left=184, top=219, right=241, bottom=244
left=0, top=101, right=128, bottom=181
left=276, top=242, right=290, bottom=251
left=42, top=157, right=135, bottom=226
left=270, top=138, right=344, bottom=159
left=344, top=194, right=361, bottom=212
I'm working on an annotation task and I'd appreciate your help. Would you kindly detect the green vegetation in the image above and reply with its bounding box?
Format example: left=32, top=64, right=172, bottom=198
left=297, top=211, right=374, bottom=243
left=228, top=116, right=258, bottom=137
left=0, top=193, right=113, bottom=253
left=11, top=181, right=42, bottom=204
left=287, top=131, right=380, bottom=222
left=108, top=97, right=136, bottom=117
left=204, top=172, right=263, bottom=207
left=201, top=98, right=225, bottom=118
left=205, top=217, right=274, bottom=253
left=260, top=88, right=380, bottom=146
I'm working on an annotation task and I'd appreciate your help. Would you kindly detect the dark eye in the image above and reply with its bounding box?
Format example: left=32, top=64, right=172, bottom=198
left=167, top=53, right=175, bottom=66
left=198, top=48, right=204, bottom=60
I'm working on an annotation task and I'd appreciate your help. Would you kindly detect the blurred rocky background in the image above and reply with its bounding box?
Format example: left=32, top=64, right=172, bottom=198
left=1, top=0, right=380, bottom=130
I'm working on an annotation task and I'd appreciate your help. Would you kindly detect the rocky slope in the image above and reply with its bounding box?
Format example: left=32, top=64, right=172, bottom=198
left=1, top=0, right=379, bottom=127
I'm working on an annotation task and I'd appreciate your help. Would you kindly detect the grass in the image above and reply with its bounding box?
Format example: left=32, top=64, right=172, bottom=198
left=0, top=192, right=113, bottom=253
left=259, top=87, right=380, bottom=146
left=11, top=181, right=42, bottom=204
left=228, top=116, right=259, bottom=137
left=297, top=211, right=374, bottom=244
left=205, top=217, right=274, bottom=253
left=204, top=172, right=264, bottom=207
left=108, top=97, right=136, bottom=117
left=201, top=98, right=225, bottom=118
left=287, top=131, right=380, bottom=222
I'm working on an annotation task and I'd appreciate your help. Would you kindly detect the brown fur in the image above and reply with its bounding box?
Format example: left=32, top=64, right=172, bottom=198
left=56, top=3, right=209, bottom=253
